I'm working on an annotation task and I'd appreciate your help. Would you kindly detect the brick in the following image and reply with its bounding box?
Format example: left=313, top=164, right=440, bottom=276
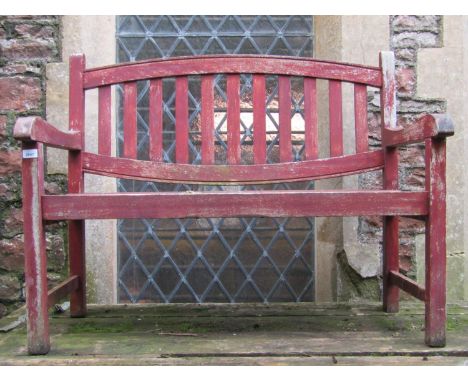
left=0, top=236, right=24, bottom=272
left=0, top=149, right=21, bottom=176
left=0, top=39, right=58, bottom=61
left=0, top=76, right=42, bottom=112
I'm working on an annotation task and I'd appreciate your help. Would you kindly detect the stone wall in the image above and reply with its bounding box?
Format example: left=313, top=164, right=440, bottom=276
left=338, top=16, right=447, bottom=301
left=0, top=16, right=67, bottom=317
left=367, top=15, right=445, bottom=273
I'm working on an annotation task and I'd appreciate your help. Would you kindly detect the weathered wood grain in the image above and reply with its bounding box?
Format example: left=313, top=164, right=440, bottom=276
left=253, top=74, right=267, bottom=164
left=329, top=80, right=343, bottom=157
left=123, top=82, right=137, bottom=159
left=13, top=116, right=81, bottom=151
left=47, top=275, right=80, bottom=309
left=176, top=77, right=189, bottom=163
left=82, top=150, right=384, bottom=184
left=388, top=271, right=425, bottom=301
left=68, top=54, right=87, bottom=319
left=21, top=141, right=50, bottom=355
left=98, top=86, right=112, bottom=156
left=83, top=55, right=383, bottom=89
left=425, top=136, right=447, bottom=347
left=42, top=190, right=428, bottom=220
left=354, top=83, right=368, bottom=153
left=383, top=114, right=455, bottom=147
left=381, top=51, right=400, bottom=314
left=149, top=79, right=163, bottom=161
left=303, top=77, right=318, bottom=160
left=227, top=74, right=241, bottom=165
left=201, top=75, right=215, bottom=165
left=279, top=75, right=292, bottom=162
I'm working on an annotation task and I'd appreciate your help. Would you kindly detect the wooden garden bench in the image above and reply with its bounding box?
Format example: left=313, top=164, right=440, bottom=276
left=14, top=52, right=454, bottom=355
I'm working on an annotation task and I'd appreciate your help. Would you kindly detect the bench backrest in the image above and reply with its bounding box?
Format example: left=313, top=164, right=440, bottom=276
left=70, top=53, right=396, bottom=185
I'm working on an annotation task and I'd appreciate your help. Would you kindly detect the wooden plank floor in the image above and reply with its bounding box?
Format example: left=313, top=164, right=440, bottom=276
left=1, top=302, right=467, bottom=365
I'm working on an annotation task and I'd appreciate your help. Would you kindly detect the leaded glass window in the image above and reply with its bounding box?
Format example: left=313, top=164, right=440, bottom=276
left=116, top=15, right=315, bottom=303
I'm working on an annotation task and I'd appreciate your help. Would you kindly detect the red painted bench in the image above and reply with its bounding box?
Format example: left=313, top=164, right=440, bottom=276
left=14, top=52, right=454, bottom=355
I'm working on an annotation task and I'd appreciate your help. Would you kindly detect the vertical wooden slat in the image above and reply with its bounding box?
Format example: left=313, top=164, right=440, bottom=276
left=354, top=83, right=368, bottom=153
left=227, top=74, right=240, bottom=165
left=279, top=76, right=292, bottom=162
left=68, top=54, right=86, bottom=318
left=98, top=86, right=112, bottom=156
left=201, top=75, right=214, bottom=165
left=176, top=76, right=189, bottom=164
left=329, top=80, right=343, bottom=157
left=380, top=51, right=400, bottom=314
left=149, top=79, right=163, bottom=161
left=253, top=74, right=266, bottom=164
left=123, top=82, right=137, bottom=159
left=425, top=137, right=447, bottom=347
left=22, top=141, right=49, bottom=355
left=303, top=77, right=318, bottom=160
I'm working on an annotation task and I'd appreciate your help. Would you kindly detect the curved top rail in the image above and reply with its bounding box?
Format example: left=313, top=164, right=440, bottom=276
left=83, top=55, right=382, bottom=89
left=82, top=150, right=384, bottom=185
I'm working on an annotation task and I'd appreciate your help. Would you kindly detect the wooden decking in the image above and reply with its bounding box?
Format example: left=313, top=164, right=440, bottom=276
left=0, top=302, right=467, bottom=365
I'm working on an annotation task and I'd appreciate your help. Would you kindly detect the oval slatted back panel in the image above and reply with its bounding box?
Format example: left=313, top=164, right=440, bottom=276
left=85, top=55, right=381, bottom=184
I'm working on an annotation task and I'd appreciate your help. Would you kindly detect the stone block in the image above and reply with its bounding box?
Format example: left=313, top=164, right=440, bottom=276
left=0, top=236, right=24, bottom=272
left=0, top=274, right=21, bottom=302
left=392, top=16, right=440, bottom=32
left=0, top=206, right=23, bottom=238
left=13, top=24, right=56, bottom=39
left=396, top=66, right=416, bottom=95
left=392, top=31, right=441, bottom=49
left=0, top=39, right=58, bottom=61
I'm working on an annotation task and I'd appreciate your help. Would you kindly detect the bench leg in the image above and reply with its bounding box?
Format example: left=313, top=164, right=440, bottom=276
left=383, top=216, right=400, bottom=313
left=424, top=137, right=446, bottom=347
left=383, top=144, right=400, bottom=314
left=69, top=220, right=87, bottom=317
left=22, top=142, right=50, bottom=355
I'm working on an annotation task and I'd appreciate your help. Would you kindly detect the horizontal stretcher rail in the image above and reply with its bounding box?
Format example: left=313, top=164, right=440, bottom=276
left=47, top=275, right=80, bottom=309
left=42, top=190, right=428, bottom=220
left=83, top=55, right=382, bottom=89
left=388, top=270, right=426, bottom=302
left=82, top=151, right=384, bottom=185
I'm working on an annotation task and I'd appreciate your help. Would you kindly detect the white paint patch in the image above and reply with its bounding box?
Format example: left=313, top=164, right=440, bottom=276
left=23, top=149, right=38, bottom=159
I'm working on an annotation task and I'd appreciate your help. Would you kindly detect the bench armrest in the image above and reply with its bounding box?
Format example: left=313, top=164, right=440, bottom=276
left=382, top=114, right=454, bottom=147
left=14, top=116, right=82, bottom=151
